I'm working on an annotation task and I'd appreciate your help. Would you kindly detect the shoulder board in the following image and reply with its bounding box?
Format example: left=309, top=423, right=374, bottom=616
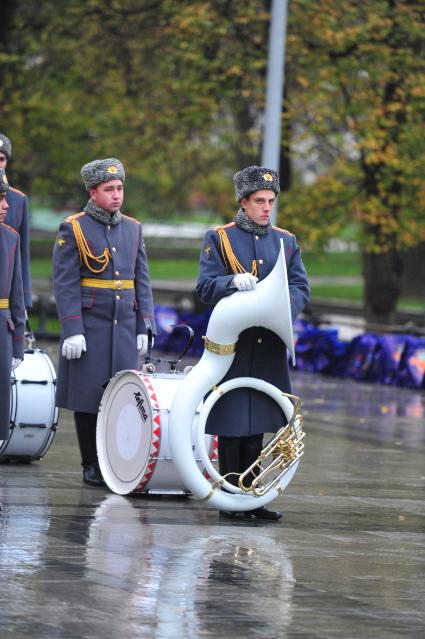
left=64, top=211, right=86, bottom=223
left=272, top=225, right=293, bottom=236
left=9, top=186, right=26, bottom=197
left=122, top=214, right=141, bottom=224
left=1, top=223, right=19, bottom=236
left=215, top=222, right=235, bottom=231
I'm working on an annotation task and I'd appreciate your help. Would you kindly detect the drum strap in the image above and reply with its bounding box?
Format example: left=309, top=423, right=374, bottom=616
left=0, top=299, right=9, bottom=308
left=80, top=278, right=134, bottom=290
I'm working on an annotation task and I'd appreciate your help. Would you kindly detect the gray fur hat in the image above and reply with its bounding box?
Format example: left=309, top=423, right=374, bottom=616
left=233, top=165, right=280, bottom=201
left=0, top=134, right=12, bottom=159
left=81, top=158, right=125, bottom=190
left=0, top=168, right=9, bottom=193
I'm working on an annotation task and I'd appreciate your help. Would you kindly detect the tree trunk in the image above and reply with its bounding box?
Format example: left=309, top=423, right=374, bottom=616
left=279, top=81, right=292, bottom=193
left=401, top=243, right=425, bottom=297
left=362, top=250, right=404, bottom=325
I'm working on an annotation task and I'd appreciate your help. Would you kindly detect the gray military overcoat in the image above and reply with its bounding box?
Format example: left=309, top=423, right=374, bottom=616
left=5, top=187, right=32, bottom=308
left=0, top=223, right=25, bottom=439
left=196, top=222, right=310, bottom=437
left=53, top=211, right=155, bottom=414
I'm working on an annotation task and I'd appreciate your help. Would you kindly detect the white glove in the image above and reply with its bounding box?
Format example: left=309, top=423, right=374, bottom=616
left=232, top=273, right=258, bottom=291
left=62, top=334, right=86, bottom=360
left=11, top=357, right=23, bottom=370
left=137, top=334, right=154, bottom=355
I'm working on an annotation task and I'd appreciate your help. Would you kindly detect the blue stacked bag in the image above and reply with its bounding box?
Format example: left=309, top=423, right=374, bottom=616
left=153, top=304, right=425, bottom=389
left=397, top=336, right=425, bottom=389
left=343, top=334, right=406, bottom=384
left=153, top=305, right=180, bottom=352
left=295, top=327, right=348, bottom=375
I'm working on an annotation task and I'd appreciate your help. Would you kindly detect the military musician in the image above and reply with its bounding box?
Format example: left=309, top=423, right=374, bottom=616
left=196, top=165, right=310, bottom=521
left=0, top=168, right=25, bottom=448
left=52, top=158, right=156, bottom=486
left=0, top=133, right=32, bottom=310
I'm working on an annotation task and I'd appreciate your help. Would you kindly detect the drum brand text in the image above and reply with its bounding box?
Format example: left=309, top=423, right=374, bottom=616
left=134, top=392, right=148, bottom=422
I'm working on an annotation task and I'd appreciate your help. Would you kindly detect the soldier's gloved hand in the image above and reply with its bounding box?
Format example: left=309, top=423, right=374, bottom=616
left=11, top=357, right=23, bottom=370
left=232, top=273, right=258, bottom=291
left=137, top=334, right=154, bottom=355
left=62, top=334, right=87, bottom=360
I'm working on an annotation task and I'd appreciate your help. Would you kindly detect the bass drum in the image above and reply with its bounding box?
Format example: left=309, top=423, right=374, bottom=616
left=97, top=370, right=217, bottom=495
left=0, top=349, right=59, bottom=461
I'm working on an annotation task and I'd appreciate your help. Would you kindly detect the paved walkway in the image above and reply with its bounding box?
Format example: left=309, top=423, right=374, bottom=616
left=1, top=343, right=424, bottom=638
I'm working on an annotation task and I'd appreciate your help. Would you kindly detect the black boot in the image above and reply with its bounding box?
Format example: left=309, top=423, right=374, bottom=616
left=249, top=507, right=283, bottom=521
left=219, top=510, right=247, bottom=520
left=83, top=463, right=105, bottom=487
left=74, top=412, right=105, bottom=487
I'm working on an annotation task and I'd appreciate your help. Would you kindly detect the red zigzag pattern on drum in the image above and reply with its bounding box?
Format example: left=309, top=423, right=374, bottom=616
left=137, top=376, right=161, bottom=491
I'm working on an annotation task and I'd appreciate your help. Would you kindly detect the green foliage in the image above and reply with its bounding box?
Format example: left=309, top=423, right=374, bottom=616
left=283, top=0, right=425, bottom=253
left=0, top=0, right=270, bottom=217
left=1, top=0, right=424, bottom=288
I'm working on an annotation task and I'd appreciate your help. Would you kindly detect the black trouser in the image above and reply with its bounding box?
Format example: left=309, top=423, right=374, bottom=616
left=217, top=434, right=263, bottom=488
left=74, top=411, right=98, bottom=468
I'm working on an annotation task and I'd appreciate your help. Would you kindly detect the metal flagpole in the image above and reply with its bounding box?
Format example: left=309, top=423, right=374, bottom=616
left=261, top=0, right=289, bottom=226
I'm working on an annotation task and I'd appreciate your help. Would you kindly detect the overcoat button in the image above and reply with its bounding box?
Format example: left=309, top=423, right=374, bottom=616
left=114, top=320, right=118, bottom=325
left=112, top=246, right=117, bottom=252
left=257, top=337, right=263, bottom=344
left=255, top=235, right=259, bottom=240
left=115, top=270, right=120, bottom=276
left=259, top=259, right=264, bottom=264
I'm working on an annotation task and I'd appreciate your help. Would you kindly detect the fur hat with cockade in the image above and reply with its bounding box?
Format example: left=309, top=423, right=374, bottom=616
left=80, top=158, right=125, bottom=190
left=233, top=165, right=280, bottom=202
left=0, top=134, right=12, bottom=159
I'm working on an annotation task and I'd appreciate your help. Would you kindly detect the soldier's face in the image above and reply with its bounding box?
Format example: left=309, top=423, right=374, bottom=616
left=0, top=193, right=9, bottom=224
left=241, top=189, right=276, bottom=226
left=89, top=179, right=124, bottom=213
left=0, top=153, right=7, bottom=169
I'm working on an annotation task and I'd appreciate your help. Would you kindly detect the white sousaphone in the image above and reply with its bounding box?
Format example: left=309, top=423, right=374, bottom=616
left=168, top=239, right=305, bottom=512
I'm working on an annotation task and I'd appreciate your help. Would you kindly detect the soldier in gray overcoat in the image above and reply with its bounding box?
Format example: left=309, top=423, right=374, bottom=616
left=0, top=168, right=25, bottom=446
left=52, top=159, right=156, bottom=486
left=196, top=166, right=310, bottom=521
left=0, top=134, right=32, bottom=309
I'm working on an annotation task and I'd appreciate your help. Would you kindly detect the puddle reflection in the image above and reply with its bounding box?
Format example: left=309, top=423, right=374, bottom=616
left=0, top=474, right=50, bottom=576
left=82, top=495, right=295, bottom=638
left=295, top=372, right=425, bottom=447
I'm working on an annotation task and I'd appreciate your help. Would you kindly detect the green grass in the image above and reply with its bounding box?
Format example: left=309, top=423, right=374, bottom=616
left=302, top=251, right=361, bottom=277
left=30, top=258, right=199, bottom=279
left=311, top=284, right=423, bottom=311
left=32, top=252, right=361, bottom=280
left=311, top=284, right=363, bottom=301
left=28, top=315, right=60, bottom=334
left=29, top=253, right=423, bottom=312
left=31, top=258, right=53, bottom=278
left=33, top=252, right=363, bottom=278
left=149, top=260, right=199, bottom=279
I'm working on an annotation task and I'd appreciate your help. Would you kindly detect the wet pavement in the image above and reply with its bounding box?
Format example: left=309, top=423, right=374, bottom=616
left=1, top=342, right=425, bottom=639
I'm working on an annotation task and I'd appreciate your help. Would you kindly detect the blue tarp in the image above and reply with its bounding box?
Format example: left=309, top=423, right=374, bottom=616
left=153, top=305, right=425, bottom=389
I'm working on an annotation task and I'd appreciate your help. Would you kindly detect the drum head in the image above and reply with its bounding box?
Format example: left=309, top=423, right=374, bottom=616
left=97, top=370, right=160, bottom=495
